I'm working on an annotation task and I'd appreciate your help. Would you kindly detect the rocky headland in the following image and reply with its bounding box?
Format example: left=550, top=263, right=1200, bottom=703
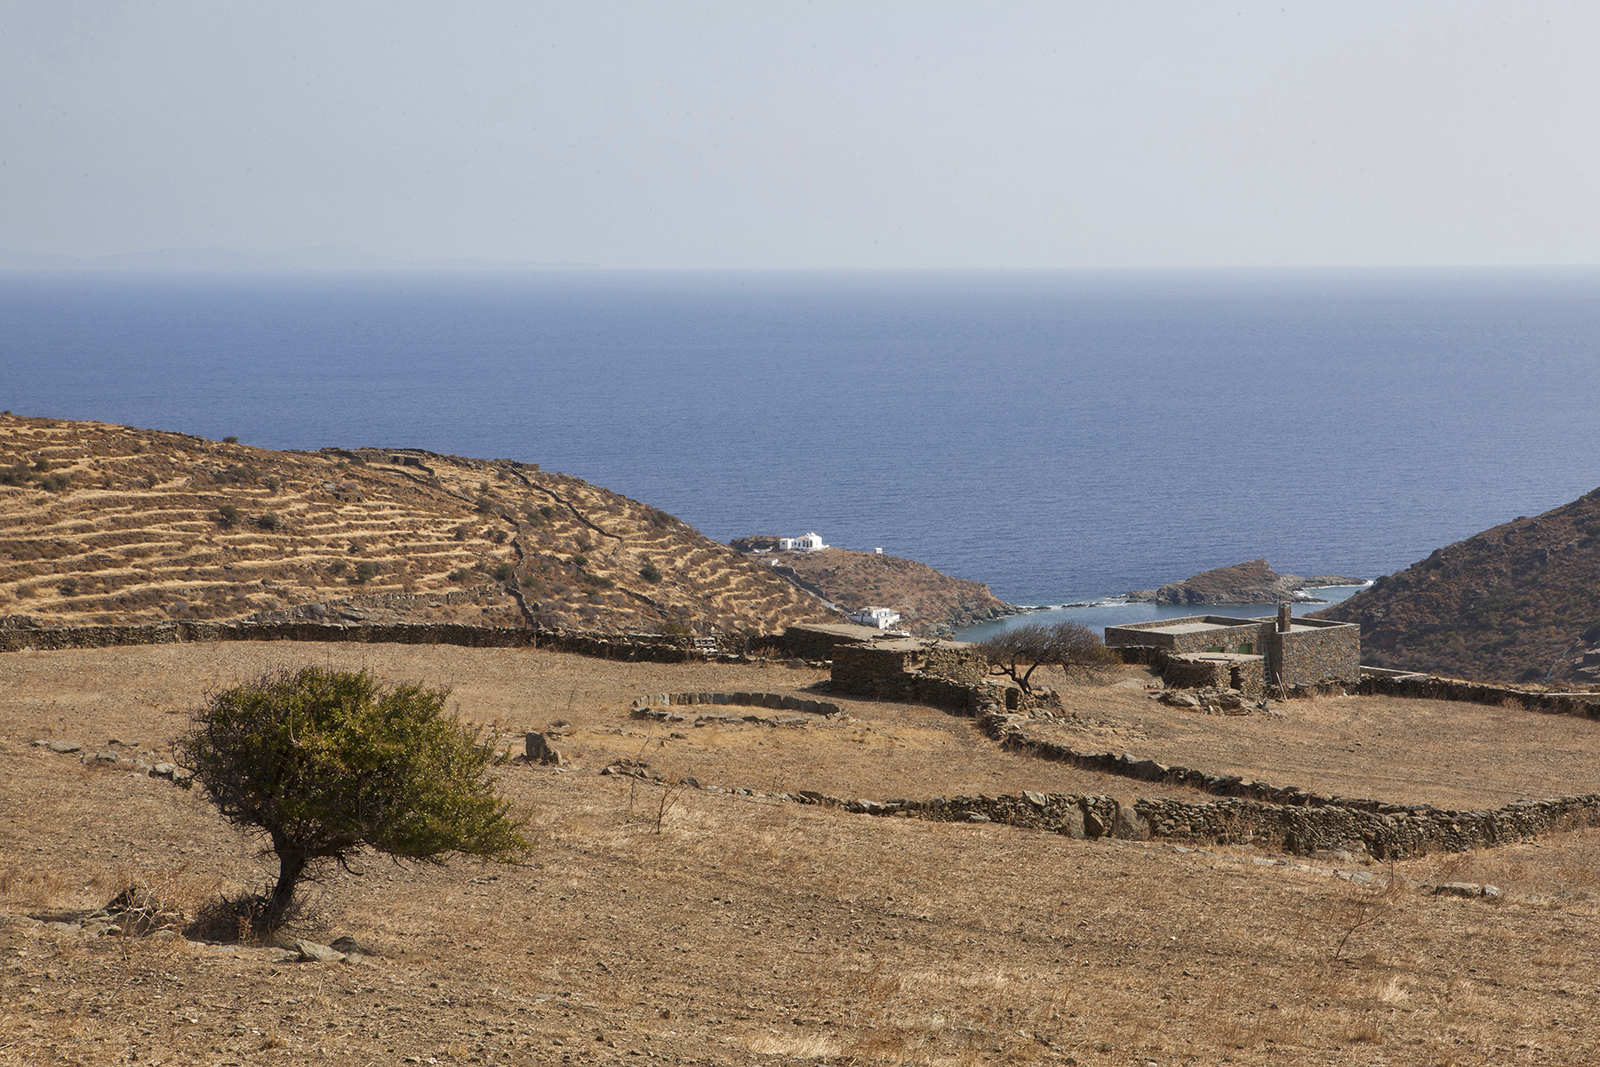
left=730, top=538, right=1021, bottom=636
left=1127, top=558, right=1364, bottom=606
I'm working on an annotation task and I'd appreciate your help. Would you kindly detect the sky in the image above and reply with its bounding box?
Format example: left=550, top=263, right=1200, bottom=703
left=3, top=1, right=1598, bottom=269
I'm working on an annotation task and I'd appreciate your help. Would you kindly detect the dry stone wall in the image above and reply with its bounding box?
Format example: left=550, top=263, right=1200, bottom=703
left=788, top=778, right=1600, bottom=859
left=0, top=617, right=717, bottom=664
left=631, top=691, right=846, bottom=716
left=1358, top=673, right=1600, bottom=720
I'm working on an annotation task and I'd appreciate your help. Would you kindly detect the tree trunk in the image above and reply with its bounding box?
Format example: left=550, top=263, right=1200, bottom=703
left=264, top=848, right=308, bottom=930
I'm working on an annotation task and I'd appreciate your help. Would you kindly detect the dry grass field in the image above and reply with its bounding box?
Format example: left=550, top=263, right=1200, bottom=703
left=6, top=642, right=1600, bottom=1065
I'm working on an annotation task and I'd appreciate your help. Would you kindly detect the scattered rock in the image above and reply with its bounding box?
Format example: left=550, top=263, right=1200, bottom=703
left=524, top=732, right=565, bottom=766
left=295, top=939, right=348, bottom=964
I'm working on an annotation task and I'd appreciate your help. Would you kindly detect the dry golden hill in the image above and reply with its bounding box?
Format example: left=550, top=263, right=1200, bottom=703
left=0, top=414, right=836, bottom=635
left=1313, top=486, right=1600, bottom=684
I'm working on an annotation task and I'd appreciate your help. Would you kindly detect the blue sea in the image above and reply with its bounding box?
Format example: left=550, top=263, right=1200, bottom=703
left=3, top=267, right=1598, bottom=637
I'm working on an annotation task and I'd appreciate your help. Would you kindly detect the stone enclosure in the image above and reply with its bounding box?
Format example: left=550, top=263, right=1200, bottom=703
left=1105, top=603, right=1360, bottom=692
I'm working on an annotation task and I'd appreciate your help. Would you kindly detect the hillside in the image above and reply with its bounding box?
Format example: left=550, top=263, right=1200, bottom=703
left=1130, top=558, right=1364, bottom=605
left=0, top=414, right=836, bottom=636
left=1314, top=486, right=1600, bottom=684
left=730, top=539, right=1019, bottom=635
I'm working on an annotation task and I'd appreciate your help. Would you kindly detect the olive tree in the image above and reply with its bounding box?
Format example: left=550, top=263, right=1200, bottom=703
left=973, top=620, right=1115, bottom=693
left=178, top=666, right=531, bottom=930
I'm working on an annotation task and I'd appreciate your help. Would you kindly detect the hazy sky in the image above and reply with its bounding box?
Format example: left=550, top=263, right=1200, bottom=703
left=4, top=1, right=1597, bottom=268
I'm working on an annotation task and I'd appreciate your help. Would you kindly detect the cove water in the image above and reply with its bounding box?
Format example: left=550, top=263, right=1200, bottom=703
left=3, top=268, right=1598, bottom=636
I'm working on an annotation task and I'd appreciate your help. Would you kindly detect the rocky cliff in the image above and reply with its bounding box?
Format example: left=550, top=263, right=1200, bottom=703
left=1313, top=487, right=1600, bottom=684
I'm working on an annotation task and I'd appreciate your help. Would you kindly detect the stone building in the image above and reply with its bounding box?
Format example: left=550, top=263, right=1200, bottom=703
left=1105, top=603, right=1359, bottom=690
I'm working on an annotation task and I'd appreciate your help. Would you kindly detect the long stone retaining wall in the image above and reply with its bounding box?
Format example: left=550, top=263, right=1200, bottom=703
left=784, top=783, right=1600, bottom=860
left=632, top=691, right=847, bottom=716
left=1359, top=672, right=1600, bottom=720
left=0, top=618, right=712, bottom=663
left=978, top=711, right=1399, bottom=812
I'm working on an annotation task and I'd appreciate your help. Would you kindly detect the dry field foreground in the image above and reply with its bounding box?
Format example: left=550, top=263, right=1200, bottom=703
left=5, top=643, right=1600, bottom=1066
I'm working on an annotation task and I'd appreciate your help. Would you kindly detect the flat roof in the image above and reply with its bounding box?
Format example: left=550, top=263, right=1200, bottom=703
left=1139, top=621, right=1247, bottom=635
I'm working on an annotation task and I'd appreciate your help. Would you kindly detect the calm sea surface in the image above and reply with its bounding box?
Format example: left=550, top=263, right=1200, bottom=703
left=3, top=268, right=1598, bottom=634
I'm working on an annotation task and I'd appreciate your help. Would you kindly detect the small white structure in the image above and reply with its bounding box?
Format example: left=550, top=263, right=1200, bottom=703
left=778, top=532, right=828, bottom=552
left=851, top=606, right=902, bottom=629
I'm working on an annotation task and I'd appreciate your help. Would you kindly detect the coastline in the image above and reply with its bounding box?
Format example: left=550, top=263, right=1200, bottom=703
left=955, top=582, right=1371, bottom=642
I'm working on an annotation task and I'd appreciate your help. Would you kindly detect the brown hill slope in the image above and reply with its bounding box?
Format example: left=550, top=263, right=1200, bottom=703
left=731, top=539, right=1019, bottom=635
left=0, top=414, right=835, bottom=635
left=1313, top=487, right=1600, bottom=684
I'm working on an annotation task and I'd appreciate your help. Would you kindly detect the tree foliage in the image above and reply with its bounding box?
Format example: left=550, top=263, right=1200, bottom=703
left=178, top=667, right=531, bottom=930
left=973, top=620, right=1115, bottom=693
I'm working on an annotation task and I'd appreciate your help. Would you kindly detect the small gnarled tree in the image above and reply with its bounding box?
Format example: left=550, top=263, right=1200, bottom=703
left=178, top=667, right=531, bottom=931
left=974, top=620, right=1116, bottom=693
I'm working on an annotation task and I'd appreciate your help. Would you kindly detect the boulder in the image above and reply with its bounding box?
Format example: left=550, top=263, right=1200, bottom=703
left=1112, top=803, right=1151, bottom=841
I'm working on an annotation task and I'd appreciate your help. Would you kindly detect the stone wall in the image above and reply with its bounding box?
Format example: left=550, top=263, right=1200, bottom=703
left=1109, top=615, right=1361, bottom=688
left=1358, top=673, right=1600, bottom=721
left=829, top=641, right=1059, bottom=716
left=0, top=618, right=715, bottom=664
left=787, top=780, right=1600, bottom=860
left=779, top=623, right=882, bottom=661
left=1106, top=617, right=1264, bottom=655
left=830, top=641, right=988, bottom=697
left=1265, top=621, right=1361, bottom=688
left=1162, top=653, right=1266, bottom=698
left=631, top=691, right=846, bottom=716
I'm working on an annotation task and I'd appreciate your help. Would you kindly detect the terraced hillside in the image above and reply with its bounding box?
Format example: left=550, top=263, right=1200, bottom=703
left=0, top=414, right=837, bottom=635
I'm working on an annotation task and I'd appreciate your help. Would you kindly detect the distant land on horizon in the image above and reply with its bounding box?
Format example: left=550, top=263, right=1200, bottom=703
left=0, top=247, right=601, bottom=273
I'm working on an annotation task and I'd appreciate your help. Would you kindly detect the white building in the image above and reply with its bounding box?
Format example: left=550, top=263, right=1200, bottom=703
left=778, top=532, right=828, bottom=552
left=851, top=606, right=902, bottom=629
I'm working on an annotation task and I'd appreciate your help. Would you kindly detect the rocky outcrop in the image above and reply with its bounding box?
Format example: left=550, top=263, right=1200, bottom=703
left=1139, top=559, right=1363, bottom=606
